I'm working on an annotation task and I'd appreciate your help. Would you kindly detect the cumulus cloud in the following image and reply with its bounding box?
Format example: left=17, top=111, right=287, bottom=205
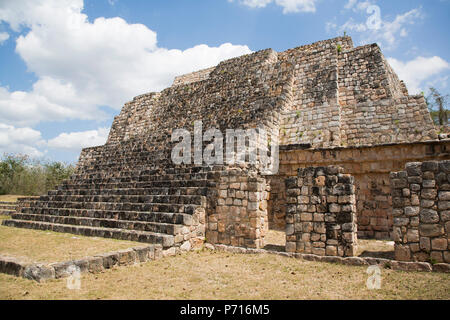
left=47, top=128, right=109, bottom=151
left=387, top=56, right=450, bottom=94
left=0, top=0, right=252, bottom=127
left=0, top=123, right=46, bottom=157
left=229, top=0, right=317, bottom=13
left=0, top=32, right=9, bottom=44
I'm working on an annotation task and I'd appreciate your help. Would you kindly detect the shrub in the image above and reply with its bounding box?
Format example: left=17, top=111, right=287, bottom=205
left=0, top=153, right=75, bottom=196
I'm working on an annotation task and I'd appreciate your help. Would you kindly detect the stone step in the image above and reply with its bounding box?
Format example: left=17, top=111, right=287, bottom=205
left=18, top=200, right=201, bottom=214
left=0, top=209, right=15, bottom=215
left=2, top=219, right=175, bottom=247
left=48, top=186, right=208, bottom=197
left=76, top=165, right=220, bottom=177
left=0, top=204, right=15, bottom=210
left=42, top=194, right=205, bottom=206
left=58, top=179, right=215, bottom=190
left=20, top=207, right=193, bottom=225
left=67, top=172, right=214, bottom=184
left=0, top=201, right=16, bottom=205
left=11, top=213, right=183, bottom=235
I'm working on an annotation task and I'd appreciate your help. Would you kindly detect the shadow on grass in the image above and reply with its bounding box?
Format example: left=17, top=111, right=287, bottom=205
left=359, top=250, right=395, bottom=259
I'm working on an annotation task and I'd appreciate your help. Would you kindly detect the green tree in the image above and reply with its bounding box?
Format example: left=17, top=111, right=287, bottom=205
left=0, top=154, right=28, bottom=194
left=426, top=87, right=449, bottom=127
left=0, top=154, right=75, bottom=195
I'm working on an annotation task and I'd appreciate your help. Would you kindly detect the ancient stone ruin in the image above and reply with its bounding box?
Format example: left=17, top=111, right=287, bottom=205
left=3, top=36, right=450, bottom=264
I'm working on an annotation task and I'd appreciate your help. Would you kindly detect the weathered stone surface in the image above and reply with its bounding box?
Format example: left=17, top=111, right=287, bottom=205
left=342, top=257, right=368, bottom=266
left=180, top=241, right=192, bottom=252
left=392, top=161, right=450, bottom=263
left=51, top=261, right=78, bottom=279
left=23, top=264, right=55, bottom=282
left=419, top=224, right=444, bottom=237
left=86, top=257, right=104, bottom=273
left=420, top=209, right=439, bottom=224
left=432, top=263, right=450, bottom=273
left=285, top=166, right=356, bottom=256
left=392, top=261, right=432, bottom=272
left=0, top=255, right=28, bottom=277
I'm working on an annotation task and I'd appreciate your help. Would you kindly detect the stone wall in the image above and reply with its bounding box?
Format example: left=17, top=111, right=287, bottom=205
left=340, top=95, right=437, bottom=146
left=337, top=44, right=404, bottom=106
left=172, top=67, right=215, bottom=86
left=206, top=168, right=269, bottom=249
left=285, top=166, right=357, bottom=256
left=274, top=140, right=450, bottom=239
left=26, top=36, right=447, bottom=253
left=391, top=160, right=450, bottom=263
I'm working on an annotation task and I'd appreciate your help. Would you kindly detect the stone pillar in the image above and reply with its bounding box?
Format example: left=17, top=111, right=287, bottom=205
left=285, top=166, right=357, bottom=256
left=391, top=161, right=450, bottom=263
left=206, top=168, right=268, bottom=249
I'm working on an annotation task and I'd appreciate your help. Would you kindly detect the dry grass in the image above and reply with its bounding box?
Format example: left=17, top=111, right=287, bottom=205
left=0, top=250, right=449, bottom=300
left=0, top=224, right=145, bottom=263
left=0, top=195, right=38, bottom=202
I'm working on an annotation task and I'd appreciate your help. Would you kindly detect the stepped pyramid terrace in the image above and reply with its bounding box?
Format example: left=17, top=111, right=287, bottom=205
left=3, top=36, right=450, bottom=264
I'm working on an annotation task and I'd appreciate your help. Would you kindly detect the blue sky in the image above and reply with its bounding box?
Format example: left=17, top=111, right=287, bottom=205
left=0, top=0, right=449, bottom=163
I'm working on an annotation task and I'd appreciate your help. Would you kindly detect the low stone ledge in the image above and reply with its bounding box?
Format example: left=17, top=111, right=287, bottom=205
left=206, top=244, right=449, bottom=273
left=390, top=261, right=433, bottom=272
left=432, top=263, right=450, bottom=273
left=0, top=254, right=29, bottom=277
left=23, top=264, right=55, bottom=282
left=0, top=244, right=163, bottom=282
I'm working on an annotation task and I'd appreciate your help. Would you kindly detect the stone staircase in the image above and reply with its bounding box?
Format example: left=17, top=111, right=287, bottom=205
left=2, top=164, right=223, bottom=249
left=0, top=202, right=16, bottom=215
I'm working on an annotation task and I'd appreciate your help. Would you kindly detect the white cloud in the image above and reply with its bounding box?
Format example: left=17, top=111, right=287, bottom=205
left=0, top=32, right=9, bottom=44
left=331, top=3, right=423, bottom=50
left=0, top=78, right=108, bottom=127
left=0, top=0, right=252, bottom=127
left=47, top=128, right=109, bottom=151
left=275, top=0, right=316, bottom=13
left=0, top=123, right=45, bottom=157
left=387, top=56, right=450, bottom=94
left=229, top=0, right=272, bottom=8
left=344, top=0, right=358, bottom=10
left=339, top=18, right=367, bottom=33
left=376, top=8, right=422, bottom=47
left=229, top=0, right=317, bottom=13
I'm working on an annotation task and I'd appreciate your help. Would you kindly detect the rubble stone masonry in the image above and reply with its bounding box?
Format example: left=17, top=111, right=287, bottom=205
left=3, top=36, right=449, bottom=259
left=391, top=160, right=450, bottom=263
left=285, top=166, right=357, bottom=256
